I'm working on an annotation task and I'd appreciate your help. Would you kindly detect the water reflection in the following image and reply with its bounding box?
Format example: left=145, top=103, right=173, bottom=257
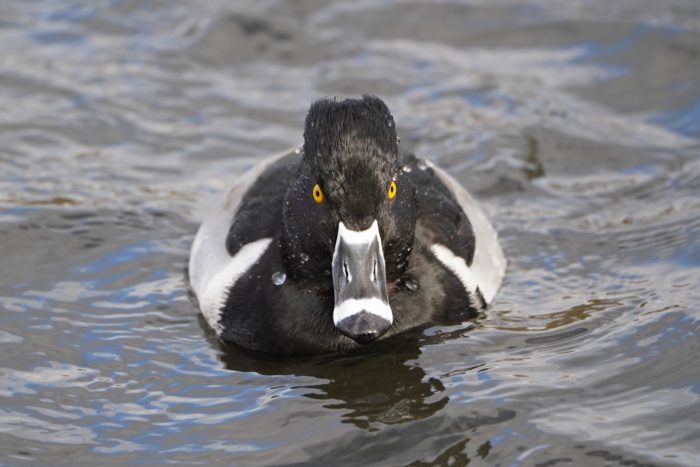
left=214, top=321, right=520, bottom=465
left=215, top=326, right=448, bottom=430
left=296, top=410, right=512, bottom=466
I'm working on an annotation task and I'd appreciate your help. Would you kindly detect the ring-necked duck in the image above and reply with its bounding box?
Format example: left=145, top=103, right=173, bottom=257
left=189, top=95, right=506, bottom=356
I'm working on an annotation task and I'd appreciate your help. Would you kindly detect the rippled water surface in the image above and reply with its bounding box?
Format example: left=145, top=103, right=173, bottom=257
left=1, top=1, right=700, bottom=465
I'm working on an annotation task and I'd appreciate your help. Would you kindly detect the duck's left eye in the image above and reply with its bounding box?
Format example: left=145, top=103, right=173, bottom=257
left=388, top=181, right=397, bottom=200
left=312, top=183, right=324, bottom=204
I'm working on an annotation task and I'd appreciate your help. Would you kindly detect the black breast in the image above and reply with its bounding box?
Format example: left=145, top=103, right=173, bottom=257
left=225, top=152, right=299, bottom=256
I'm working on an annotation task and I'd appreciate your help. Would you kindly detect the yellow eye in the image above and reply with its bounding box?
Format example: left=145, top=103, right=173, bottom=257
left=388, top=181, right=397, bottom=200
left=312, top=183, right=324, bottom=204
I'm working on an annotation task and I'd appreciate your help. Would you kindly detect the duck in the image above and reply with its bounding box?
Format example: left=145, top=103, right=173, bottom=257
left=188, top=95, right=506, bottom=356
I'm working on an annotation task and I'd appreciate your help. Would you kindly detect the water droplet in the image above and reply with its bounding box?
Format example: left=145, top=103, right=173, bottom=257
left=316, top=152, right=322, bottom=159
left=300, top=252, right=309, bottom=263
left=324, top=269, right=331, bottom=276
left=396, top=136, right=401, bottom=143
left=271, top=271, right=286, bottom=286
left=310, top=121, right=316, bottom=128
left=405, top=278, right=419, bottom=291
left=417, top=159, right=428, bottom=170
left=294, top=147, right=301, bottom=154
left=387, top=120, right=394, bottom=128
left=402, top=165, right=412, bottom=173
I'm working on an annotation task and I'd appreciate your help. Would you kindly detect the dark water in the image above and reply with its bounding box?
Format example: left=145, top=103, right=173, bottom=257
left=1, top=1, right=700, bottom=465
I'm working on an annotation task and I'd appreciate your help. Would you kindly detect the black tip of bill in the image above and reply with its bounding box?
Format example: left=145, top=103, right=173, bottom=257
left=336, top=310, right=391, bottom=344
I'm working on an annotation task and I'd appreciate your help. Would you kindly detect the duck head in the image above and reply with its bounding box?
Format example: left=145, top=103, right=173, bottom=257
left=282, top=95, right=418, bottom=344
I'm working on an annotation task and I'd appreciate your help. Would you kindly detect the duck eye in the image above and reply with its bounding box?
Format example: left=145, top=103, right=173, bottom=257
left=388, top=181, right=397, bottom=200
left=312, top=183, right=324, bottom=204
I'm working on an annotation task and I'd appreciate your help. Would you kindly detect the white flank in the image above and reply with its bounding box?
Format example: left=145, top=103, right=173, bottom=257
left=189, top=150, right=291, bottom=295
left=188, top=148, right=296, bottom=334
left=199, top=238, right=272, bottom=334
left=431, top=243, right=480, bottom=298
left=430, top=165, right=507, bottom=304
left=333, top=297, right=393, bottom=325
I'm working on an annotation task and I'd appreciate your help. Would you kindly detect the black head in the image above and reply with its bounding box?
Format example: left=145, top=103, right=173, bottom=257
left=282, top=96, right=418, bottom=342
left=303, top=95, right=398, bottom=228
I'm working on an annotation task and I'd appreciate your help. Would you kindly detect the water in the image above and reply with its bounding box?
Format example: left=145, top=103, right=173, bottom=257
left=1, top=1, right=699, bottom=465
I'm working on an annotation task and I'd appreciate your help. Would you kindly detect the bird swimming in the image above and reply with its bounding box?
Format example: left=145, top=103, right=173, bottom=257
left=188, top=95, right=506, bottom=356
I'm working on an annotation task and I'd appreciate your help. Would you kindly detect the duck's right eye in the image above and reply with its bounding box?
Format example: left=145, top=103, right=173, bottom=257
left=312, top=184, right=324, bottom=204
left=388, top=181, right=397, bottom=200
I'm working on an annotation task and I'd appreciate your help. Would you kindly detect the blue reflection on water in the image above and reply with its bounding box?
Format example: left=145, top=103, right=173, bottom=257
left=45, top=3, right=97, bottom=23
left=477, top=369, right=492, bottom=383
left=79, top=241, right=158, bottom=274
left=653, top=98, right=700, bottom=136
left=32, top=31, right=84, bottom=45
left=490, top=427, right=515, bottom=447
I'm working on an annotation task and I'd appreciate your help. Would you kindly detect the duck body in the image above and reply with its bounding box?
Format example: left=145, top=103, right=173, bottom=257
left=189, top=96, right=506, bottom=356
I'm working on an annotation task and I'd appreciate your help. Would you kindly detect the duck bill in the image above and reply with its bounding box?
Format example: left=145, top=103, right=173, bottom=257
left=332, top=220, right=392, bottom=344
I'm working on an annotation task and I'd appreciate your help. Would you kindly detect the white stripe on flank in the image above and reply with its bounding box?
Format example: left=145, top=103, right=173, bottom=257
left=189, top=149, right=294, bottom=334
left=333, top=297, right=393, bottom=325
left=199, top=238, right=272, bottom=334
left=189, top=150, right=292, bottom=300
left=336, top=220, right=380, bottom=245
left=431, top=243, right=480, bottom=298
left=430, top=165, right=507, bottom=304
